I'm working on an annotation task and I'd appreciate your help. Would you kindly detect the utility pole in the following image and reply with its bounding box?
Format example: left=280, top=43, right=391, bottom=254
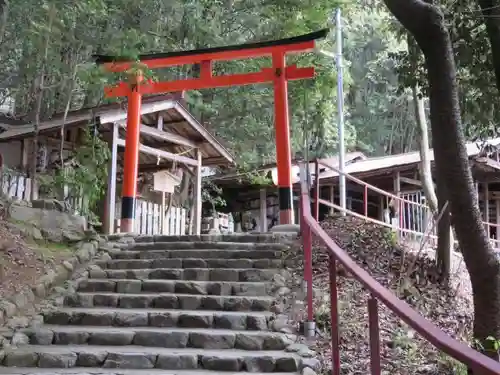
left=336, top=8, right=346, bottom=215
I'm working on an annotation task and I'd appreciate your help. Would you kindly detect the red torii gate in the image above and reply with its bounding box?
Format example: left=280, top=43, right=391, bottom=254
left=95, top=29, right=328, bottom=233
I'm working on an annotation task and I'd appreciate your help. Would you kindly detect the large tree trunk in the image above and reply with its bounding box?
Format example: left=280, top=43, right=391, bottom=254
left=384, top=0, right=500, bottom=359
left=477, top=0, right=500, bottom=95
left=408, top=33, right=453, bottom=281
left=414, top=85, right=454, bottom=281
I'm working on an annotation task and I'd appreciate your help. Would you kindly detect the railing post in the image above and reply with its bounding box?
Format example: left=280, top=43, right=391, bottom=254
left=364, top=184, right=368, bottom=217
left=329, top=255, right=341, bottom=375
left=368, top=296, right=381, bottom=375
left=314, top=159, right=320, bottom=221
left=299, top=160, right=315, bottom=339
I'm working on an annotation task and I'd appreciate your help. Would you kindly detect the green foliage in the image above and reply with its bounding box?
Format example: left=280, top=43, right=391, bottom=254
left=2, top=0, right=499, bottom=180
left=201, top=179, right=226, bottom=216
left=39, top=127, right=110, bottom=220
left=382, top=228, right=398, bottom=248
left=389, top=1, right=500, bottom=142
left=342, top=2, right=417, bottom=155
left=0, top=0, right=356, bottom=168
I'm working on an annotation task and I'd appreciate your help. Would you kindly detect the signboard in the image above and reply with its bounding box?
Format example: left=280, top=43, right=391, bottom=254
left=153, top=170, right=182, bottom=193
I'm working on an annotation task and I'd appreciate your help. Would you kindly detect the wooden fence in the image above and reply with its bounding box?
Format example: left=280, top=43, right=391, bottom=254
left=132, top=199, right=186, bottom=236
left=1, top=169, right=187, bottom=236
left=1, top=170, right=33, bottom=200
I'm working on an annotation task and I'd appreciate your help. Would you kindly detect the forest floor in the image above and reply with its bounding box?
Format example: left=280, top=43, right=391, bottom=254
left=0, top=201, right=76, bottom=322
left=290, top=215, right=472, bottom=375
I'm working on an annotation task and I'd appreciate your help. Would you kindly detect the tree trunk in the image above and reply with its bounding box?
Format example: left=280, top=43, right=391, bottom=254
left=412, top=86, right=438, bottom=212
left=408, top=33, right=453, bottom=280
left=384, top=0, right=500, bottom=360
left=477, top=0, right=500, bottom=95
left=413, top=84, right=454, bottom=281
left=30, top=5, right=55, bottom=201
left=0, top=0, right=8, bottom=44
left=435, top=172, right=453, bottom=282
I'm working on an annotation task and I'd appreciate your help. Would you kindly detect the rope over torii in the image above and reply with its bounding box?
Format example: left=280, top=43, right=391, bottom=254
left=94, top=29, right=328, bottom=233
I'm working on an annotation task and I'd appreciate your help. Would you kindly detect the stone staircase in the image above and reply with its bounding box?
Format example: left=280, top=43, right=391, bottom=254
left=0, top=234, right=317, bottom=375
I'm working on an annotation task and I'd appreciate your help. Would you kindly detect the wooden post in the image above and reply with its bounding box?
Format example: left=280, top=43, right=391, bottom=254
left=485, top=182, right=490, bottom=238
left=329, top=185, right=335, bottom=215
left=160, top=191, right=166, bottom=234
left=104, top=122, right=119, bottom=235
left=21, top=139, right=29, bottom=170
left=193, top=148, right=202, bottom=235
left=157, top=115, right=163, bottom=130
left=379, top=195, right=385, bottom=222
left=314, top=161, right=320, bottom=220
left=496, top=198, right=500, bottom=247
left=393, top=171, right=401, bottom=238
left=260, top=188, right=267, bottom=232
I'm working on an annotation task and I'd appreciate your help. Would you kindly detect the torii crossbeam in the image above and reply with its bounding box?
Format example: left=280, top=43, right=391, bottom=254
left=95, top=29, right=329, bottom=233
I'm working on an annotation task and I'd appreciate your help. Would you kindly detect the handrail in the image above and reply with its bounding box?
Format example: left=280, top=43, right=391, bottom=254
left=317, top=159, right=500, bottom=247
left=298, top=160, right=500, bottom=374
left=318, top=158, right=500, bottom=227
left=318, top=197, right=437, bottom=239
left=317, top=159, right=427, bottom=208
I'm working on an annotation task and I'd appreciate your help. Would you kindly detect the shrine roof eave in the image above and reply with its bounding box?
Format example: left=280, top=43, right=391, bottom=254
left=93, top=29, right=329, bottom=64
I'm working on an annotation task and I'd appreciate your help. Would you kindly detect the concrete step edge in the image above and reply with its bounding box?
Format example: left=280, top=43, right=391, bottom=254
left=0, top=368, right=300, bottom=375
left=20, top=325, right=295, bottom=350
left=2, top=345, right=301, bottom=372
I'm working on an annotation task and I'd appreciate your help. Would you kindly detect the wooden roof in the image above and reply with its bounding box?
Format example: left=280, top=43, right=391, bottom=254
left=318, top=138, right=500, bottom=183
left=0, top=95, right=234, bottom=170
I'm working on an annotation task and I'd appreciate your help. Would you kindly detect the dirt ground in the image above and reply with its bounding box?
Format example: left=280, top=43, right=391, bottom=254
left=0, top=219, right=75, bottom=305
left=288, top=215, right=473, bottom=375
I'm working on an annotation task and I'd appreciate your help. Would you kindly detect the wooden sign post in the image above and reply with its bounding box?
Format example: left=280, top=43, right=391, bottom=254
left=153, top=170, right=182, bottom=234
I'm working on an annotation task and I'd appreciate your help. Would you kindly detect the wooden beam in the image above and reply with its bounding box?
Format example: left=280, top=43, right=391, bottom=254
left=174, top=103, right=235, bottom=165
left=41, top=136, right=77, bottom=150
left=117, top=121, right=198, bottom=149
left=116, top=138, right=198, bottom=166
left=202, top=156, right=232, bottom=166
left=99, top=100, right=176, bottom=124
left=138, top=163, right=174, bottom=173
left=400, top=176, right=422, bottom=187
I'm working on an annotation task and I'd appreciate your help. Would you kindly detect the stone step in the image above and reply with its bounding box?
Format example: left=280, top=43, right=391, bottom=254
left=0, top=368, right=299, bottom=375
left=22, top=326, right=294, bottom=350
left=129, top=242, right=288, bottom=251
left=77, top=279, right=272, bottom=296
left=43, top=308, right=273, bottom=330
left=95, top=268, right=284, bottom=282
left=110, top=249, right=282, bottom=260
left=1, top=345, right=301, bottom=372
left=65, top=292, right=273, bottom=311
left=120, top=233, right=296, bottom=244
left=95, top=258, right=288, bottom=270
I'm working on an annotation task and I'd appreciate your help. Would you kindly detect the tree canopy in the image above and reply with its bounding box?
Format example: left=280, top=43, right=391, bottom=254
left=0, top=0, right=497, bottom=164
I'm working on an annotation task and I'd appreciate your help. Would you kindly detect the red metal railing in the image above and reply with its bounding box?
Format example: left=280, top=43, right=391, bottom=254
left=298, top=161, right=500, bottom=375
left=311, top=158, right=500, bottom=249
